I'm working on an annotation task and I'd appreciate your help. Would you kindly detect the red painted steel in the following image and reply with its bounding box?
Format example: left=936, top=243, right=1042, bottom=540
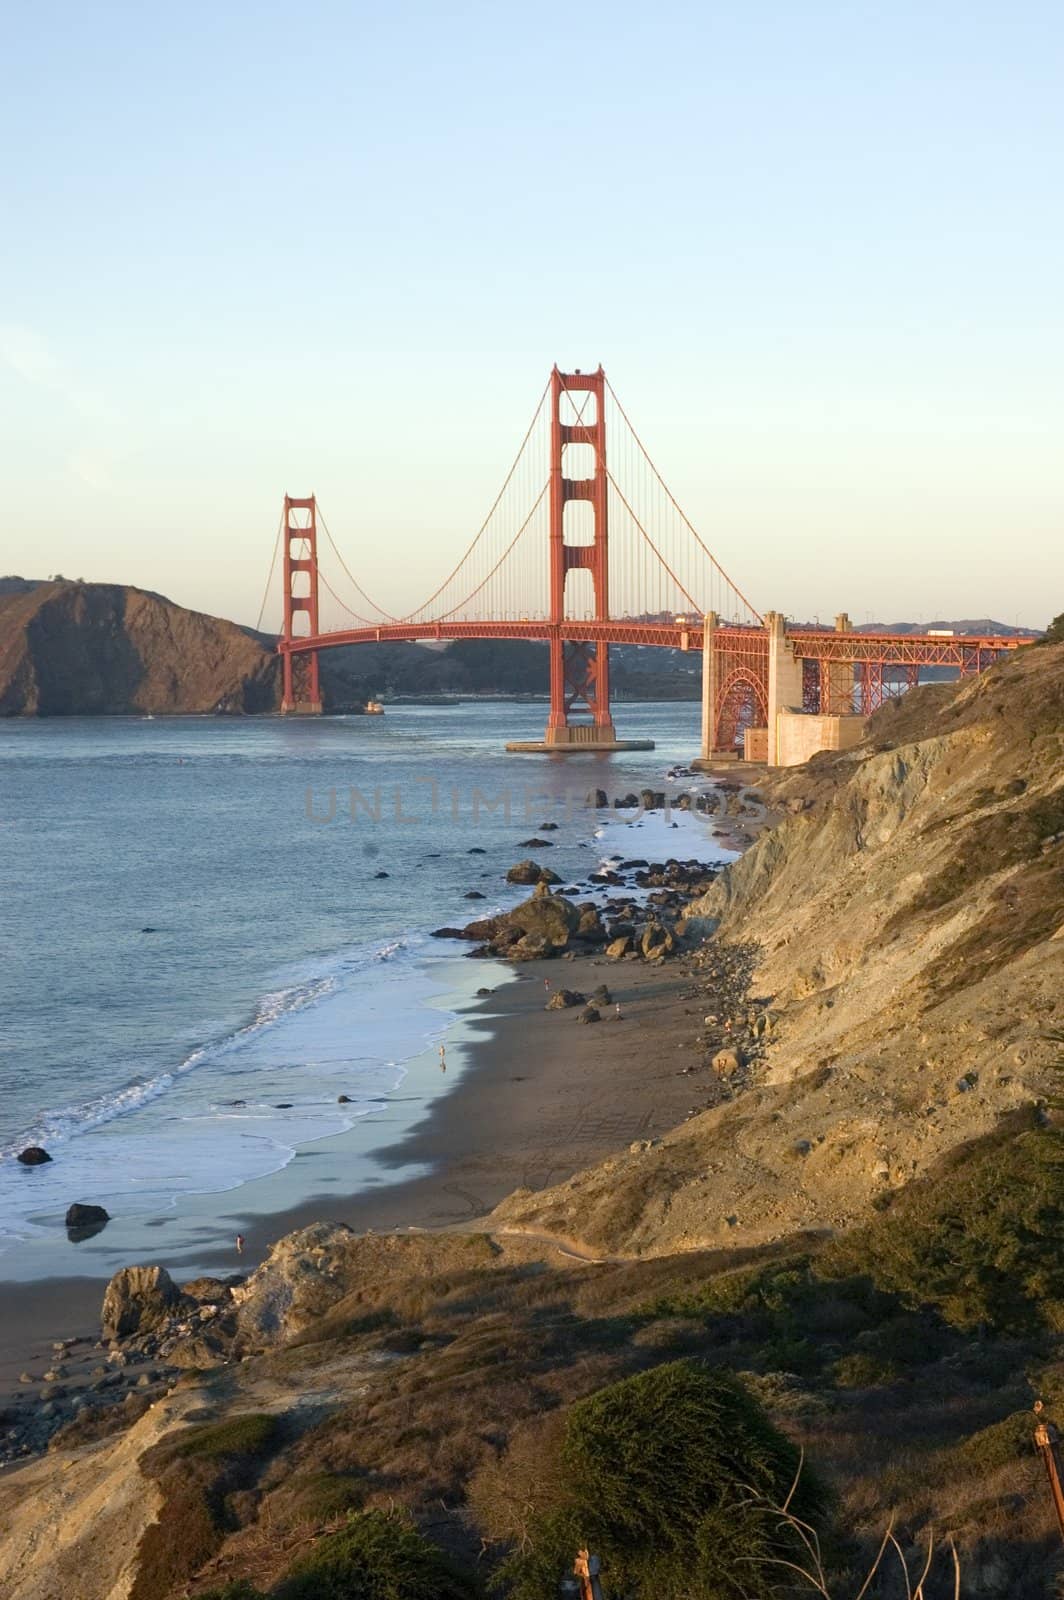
left=279, top=618, right=1030, bottom=661
left=549, top=366, right=612, bottom=734
left=281, top=495, right=321, bottom=711
left=272, top=370, right=1036, bottom=735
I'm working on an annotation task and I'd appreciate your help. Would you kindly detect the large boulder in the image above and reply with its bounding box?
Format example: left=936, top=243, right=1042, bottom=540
left=506, top=859, right=561, bottom=886
left=101, top=1265, right=180, bottom=1340
left=712, top=1047, right=744, bottom=1080
left=505, top=884, right=581, bottom=949
left=575, top=905, right=606, bottom=942
left=65, top=1202, right=110, bottom=1228
left=16, top=1147, right=51, bottom=1166
left=641, top=921, right=676, bottom=961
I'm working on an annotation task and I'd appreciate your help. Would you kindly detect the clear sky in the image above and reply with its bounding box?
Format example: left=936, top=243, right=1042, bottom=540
left=2, top=1, right=1061, bottom=629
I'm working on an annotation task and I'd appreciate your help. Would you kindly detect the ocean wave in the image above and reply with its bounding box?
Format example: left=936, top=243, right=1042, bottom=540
left=0, top=934, right=422, bottom=1159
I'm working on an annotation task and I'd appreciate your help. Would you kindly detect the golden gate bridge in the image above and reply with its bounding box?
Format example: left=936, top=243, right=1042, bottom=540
left=258, top=366, right=1032, bottom=765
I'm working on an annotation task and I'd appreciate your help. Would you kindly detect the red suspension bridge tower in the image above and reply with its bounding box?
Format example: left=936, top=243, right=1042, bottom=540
left=533, top=365, right=652, bottom=751
left=280, top=494, right=322, bottom=715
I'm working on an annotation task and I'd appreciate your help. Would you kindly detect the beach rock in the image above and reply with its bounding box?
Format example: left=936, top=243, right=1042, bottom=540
left=373, top=870, right=389, bottom=879
left=476, top=987, right=493, bottom=996
left=509, top=933, right=553, bottom=961
left=575, top=906, right=606, bottom=942
left=461, top=916, right=504, bottom=941
left=506, top=859, right=561, bottom=886
left=101, top=1265, right=181, bottom=1340
left=16, top=1147, right=52, bottom=1166
left=641, top=921, right=676, bottom=961
left=505, top=885, right=580, bottom=949
left=587, top=788, right=609, bottom=808
left=431, top=926, right=466, bottom=939
left=590, top=984, right=612, bottom=1005
left=181, top=1276, right=230, bottom=1304
left=578, top=1005, right=602, bottom=1024
left=520, top=837, right=553, bottom=847
left=468, top=846, right=486, bottom=854
left=65, top=1203, right=110, bottom=1228
left=538, top=821, right=559, bottom=830
left=338, top=1093, right=352, bottom=1102
left=712, top=1047, right=743, bottom=1080
left=546, top=988, right=585, bottom=1010
left=606, top=936, right=631, bottom=959
left=464, top=890, right=486, bottom=899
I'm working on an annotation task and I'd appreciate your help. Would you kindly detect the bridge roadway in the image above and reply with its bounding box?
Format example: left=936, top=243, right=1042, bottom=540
left=278, top=618, right=1030, bottom=670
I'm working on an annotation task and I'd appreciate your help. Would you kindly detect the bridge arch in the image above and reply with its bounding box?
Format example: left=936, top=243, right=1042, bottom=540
left=714, top=665, right=768, bottom=751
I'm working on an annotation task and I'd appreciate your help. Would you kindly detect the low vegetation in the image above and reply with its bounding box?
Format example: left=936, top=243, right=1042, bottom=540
left=153, top=1103, right=1063, bottom=1599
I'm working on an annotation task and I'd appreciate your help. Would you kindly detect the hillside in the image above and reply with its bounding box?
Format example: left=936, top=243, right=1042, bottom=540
left=0, top=581, right=282, bottom=715
left=492, top=638, right=1064, bottom=1253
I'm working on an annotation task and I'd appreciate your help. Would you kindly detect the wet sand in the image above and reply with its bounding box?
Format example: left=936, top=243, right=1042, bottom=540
left=0, top=947, right=714, bottom=1403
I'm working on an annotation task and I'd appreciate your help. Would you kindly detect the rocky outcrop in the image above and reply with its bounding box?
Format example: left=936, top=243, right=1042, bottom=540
left=15, top=1147, right=51, bottom=1165
left=101, top=1266, right=180, bottom=1340
left=546, top=988, right=585, bottom=1010
left=506, top=859, right=561, bottom=886
left=228, top=1224, right=499, bottom=1353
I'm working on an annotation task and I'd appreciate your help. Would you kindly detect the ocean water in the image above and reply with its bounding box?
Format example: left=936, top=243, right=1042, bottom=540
left=0, top=700, right=729, bottom=1282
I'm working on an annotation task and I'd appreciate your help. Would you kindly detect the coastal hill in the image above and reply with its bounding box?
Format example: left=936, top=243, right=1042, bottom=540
left=493, top=635, right=1064, bottom=1254
left=0, top=580, right=280, bottom=716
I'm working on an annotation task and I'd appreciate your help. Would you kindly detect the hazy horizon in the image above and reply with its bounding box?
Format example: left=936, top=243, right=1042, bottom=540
left=2, top=2, right=1061, bottom=631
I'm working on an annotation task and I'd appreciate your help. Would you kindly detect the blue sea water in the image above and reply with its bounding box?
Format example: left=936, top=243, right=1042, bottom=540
left=0, top=700, right=726, bottom=1281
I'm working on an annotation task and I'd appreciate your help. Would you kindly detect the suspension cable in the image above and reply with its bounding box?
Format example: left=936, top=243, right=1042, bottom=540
left=432, top=481, right=549, bottom=620
left=255, top=506, right=285, bottom=633
left=556, top=373, right=701, bottom=616
left=403, top=377, right=551, bottom=620
left=604, top=377, right=764, bottom=623
left=316, top=503, right=398, bottom=621
left=316, top=566, right=390, bottom=628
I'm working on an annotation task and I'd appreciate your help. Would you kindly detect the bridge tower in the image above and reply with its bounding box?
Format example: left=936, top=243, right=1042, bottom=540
left=528, top=365, right=650, bottom=752
left=280, top=494, right=323, bottom=714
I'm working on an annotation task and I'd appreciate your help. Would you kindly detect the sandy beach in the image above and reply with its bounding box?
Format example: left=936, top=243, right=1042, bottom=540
left=0, top=941, right=725, bottom=1410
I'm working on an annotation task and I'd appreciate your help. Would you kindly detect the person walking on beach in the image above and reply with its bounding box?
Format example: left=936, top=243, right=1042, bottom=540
left=235, top=1233, right=245, bottom=1255
left=438, top=1044, right=446, bottom=1072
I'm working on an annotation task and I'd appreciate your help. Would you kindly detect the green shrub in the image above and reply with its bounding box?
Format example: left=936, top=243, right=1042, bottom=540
left=822, top=1128, right=1064, bottom=1333
left=130, top=1415, right=282, bottom=1600
left=169, top=1412, right=280, bottom=1462
left=955, top=1409, right=1037, bottom=1472
left=496, top=1360, right=825, bottom=1600
left=265, top=1469, right=365, bottom=1529
left=273, top=1509, right=479, bottom=1600
left=832, top=1352, right=900, bottom=1389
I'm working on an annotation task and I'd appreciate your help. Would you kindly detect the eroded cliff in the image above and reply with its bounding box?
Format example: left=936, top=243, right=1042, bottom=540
left=491, top=640, right=1064, bottom=1254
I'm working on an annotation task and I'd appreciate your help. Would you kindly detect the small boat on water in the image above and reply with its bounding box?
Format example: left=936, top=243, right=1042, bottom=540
left=364, top=700, right=385, bottom=715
